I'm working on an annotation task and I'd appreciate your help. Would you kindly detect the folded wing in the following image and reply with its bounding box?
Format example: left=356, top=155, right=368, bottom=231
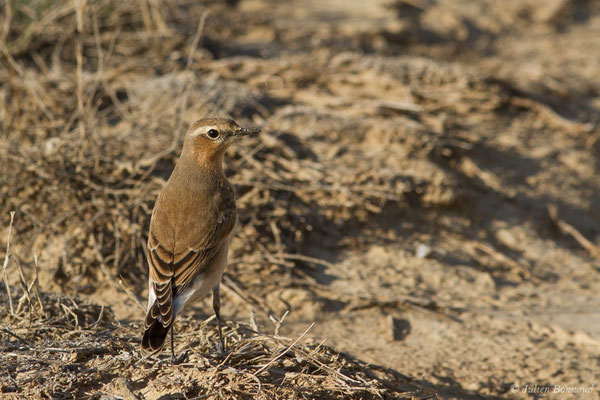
left=141, top=207, right=236, bottom=354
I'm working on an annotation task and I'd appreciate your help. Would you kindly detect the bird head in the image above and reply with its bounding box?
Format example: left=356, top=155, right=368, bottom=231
left=183, top=117, right=260, bottom=167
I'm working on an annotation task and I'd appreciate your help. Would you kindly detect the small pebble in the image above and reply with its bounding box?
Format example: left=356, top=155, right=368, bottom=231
left=416, top=244, right=432, bottom=259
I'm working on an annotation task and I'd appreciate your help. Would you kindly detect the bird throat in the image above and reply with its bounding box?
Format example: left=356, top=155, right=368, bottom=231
left=188, top=141, right=225, bottom=176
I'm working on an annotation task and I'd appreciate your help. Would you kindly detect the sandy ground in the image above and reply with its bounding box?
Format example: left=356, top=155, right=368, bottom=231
left=1, top=0, right=600, bottom=398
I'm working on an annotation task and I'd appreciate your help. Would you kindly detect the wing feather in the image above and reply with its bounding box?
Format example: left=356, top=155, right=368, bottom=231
left=144, top=207, right=236, bottom=331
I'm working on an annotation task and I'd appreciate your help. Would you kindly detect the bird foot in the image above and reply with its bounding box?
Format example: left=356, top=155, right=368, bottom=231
left=169, top=349, right=190, bottom=365
left=215, top=341, right=225, bottom=354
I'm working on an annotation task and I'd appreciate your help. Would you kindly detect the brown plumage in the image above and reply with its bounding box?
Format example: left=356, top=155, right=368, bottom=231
left=141, top=117, right=260, bottom=359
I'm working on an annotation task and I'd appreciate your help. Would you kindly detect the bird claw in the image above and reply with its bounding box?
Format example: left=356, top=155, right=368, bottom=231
left=177, top=350, right=190, bottom=364
left=215, top=341, right=225, bottom=354
left=169, top=349, right=190, bottom=365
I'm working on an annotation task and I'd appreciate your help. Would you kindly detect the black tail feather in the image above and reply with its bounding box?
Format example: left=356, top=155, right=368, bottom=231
left=141, top=305, right=172, bottom=354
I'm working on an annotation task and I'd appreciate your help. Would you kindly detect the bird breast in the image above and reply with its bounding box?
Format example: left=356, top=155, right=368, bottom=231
left=150, top=170, right=236, bottom=255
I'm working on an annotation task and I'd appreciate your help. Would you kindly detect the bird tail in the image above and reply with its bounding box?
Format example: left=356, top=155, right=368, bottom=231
left=141, top=301, right=172, bottom=354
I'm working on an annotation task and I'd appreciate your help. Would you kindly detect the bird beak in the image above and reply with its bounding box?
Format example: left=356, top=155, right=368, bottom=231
left=235, top=126, right=261, bottom=137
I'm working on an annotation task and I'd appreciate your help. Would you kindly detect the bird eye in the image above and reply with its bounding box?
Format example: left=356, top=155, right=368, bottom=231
left=207, top=129, right=220, bottom=139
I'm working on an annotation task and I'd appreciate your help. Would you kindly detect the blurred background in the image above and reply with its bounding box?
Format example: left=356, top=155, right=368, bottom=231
left=1, top=0, right=599, bottom=398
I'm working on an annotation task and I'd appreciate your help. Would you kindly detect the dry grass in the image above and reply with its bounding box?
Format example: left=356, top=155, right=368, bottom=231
left=0, top=286, right=424, bottom=399
left=2, top=0, right=599, bottom=398
left=0, top=0, right=419, bottom=328
left=0, top=1, right=420, bottom=398
left=0, top=0, right=409, bottom=296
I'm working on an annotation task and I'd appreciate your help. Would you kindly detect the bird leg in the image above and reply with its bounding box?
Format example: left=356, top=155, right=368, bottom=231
left=170, top=324, right=175, bottom=365
left=212, top=285, right=225, bottom=352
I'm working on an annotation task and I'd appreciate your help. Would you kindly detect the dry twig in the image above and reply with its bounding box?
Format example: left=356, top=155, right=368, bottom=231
left=548, top=204, right=600, bottom=260
left=2, top=211, right=15, bottom=316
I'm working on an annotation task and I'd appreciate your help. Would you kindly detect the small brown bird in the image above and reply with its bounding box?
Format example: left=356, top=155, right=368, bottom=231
left=141, top=117, right=259, bottom=360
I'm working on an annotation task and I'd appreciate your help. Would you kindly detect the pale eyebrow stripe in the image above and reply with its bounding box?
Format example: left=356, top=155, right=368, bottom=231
left=189, top=125, right=217, bottom=138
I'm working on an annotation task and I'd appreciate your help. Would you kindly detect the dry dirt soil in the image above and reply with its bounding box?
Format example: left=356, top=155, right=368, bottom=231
left=1, top=0, right=600, bottom=399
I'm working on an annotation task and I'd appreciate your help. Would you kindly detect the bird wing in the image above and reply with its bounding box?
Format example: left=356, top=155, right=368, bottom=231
left=145, top=206, right=236, bottom=329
